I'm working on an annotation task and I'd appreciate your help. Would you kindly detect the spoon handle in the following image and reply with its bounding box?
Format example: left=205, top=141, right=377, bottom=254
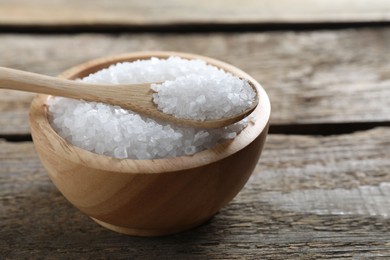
left=0, top=66, right=154, bottom=105
left=0, top=67, right=89, bottom=98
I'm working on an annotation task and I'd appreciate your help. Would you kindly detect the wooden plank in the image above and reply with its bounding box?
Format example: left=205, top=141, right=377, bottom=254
left=0, top=0, right=389, bottom=28
left=1, top=28, right=390, bottom=135
left=1, top=128, right=390, bottom=258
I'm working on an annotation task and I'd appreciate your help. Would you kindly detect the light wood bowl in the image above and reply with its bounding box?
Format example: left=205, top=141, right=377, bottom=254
left=29, top=51, right=271, bottom=236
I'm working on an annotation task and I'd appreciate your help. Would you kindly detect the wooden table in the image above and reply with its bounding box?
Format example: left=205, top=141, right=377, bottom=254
left=1, top=1, right=390, bottom=258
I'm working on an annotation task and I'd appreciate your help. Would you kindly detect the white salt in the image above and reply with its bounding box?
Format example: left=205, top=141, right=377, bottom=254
left=151, top=74, right=255, bottom=120
left=47, top=57, right=253, bottom=159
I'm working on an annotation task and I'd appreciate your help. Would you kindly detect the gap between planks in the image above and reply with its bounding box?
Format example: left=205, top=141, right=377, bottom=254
left=2, top=122, right=390, bottom=143
left=1, top=22, right=390, bottom=34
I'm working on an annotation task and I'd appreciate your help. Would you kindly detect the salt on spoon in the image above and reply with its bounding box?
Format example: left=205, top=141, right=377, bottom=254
left=0, top=66, right=258, bottom=128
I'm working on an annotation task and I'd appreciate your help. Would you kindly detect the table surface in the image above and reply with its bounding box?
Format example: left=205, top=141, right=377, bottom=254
left=1, top=1, right=390, bottom=259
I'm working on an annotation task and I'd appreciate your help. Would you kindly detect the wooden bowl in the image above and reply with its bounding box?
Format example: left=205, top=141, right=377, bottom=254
left=29, top=51, right=271, bottom=236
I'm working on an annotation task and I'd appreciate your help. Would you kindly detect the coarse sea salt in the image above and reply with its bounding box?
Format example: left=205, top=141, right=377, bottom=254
left=47, top=57, right=254, bottom=160
left=152, top=73, right=255, bottom=120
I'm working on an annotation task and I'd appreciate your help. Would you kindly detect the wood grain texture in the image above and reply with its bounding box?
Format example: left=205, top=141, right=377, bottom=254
left=0, top=0, right=389, bottom=28
left=1, top=28, right=390, bottom=135
left=1, top=128, right=390, bottom=258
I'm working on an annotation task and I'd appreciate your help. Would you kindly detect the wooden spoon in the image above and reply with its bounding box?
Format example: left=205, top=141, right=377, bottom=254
left=0, top=67, right=258, bottom=128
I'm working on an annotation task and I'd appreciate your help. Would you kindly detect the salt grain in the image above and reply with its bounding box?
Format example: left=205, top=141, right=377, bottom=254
left=47, top=57, right=253, bottom=159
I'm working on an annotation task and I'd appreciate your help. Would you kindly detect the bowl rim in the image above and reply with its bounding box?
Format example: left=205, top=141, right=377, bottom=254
left=30, top=51, right=271, bottom=174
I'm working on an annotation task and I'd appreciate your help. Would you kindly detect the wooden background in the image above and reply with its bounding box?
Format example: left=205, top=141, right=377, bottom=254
left=0, top=1, right=390, bottom=259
